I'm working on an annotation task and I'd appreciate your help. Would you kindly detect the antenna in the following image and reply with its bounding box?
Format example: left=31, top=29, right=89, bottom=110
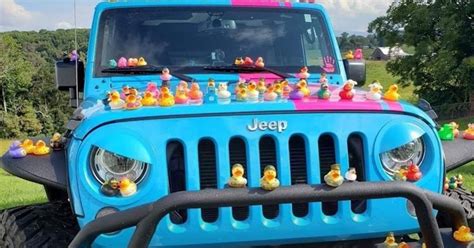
left=73, top=0, right=79, bottom=107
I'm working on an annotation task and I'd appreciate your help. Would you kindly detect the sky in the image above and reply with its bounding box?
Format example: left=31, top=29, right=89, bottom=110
left=0, top=0, right=392, bottom=34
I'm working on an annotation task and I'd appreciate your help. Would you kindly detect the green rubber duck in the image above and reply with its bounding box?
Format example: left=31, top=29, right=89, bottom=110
left=438, top=124, right=454, bottom=141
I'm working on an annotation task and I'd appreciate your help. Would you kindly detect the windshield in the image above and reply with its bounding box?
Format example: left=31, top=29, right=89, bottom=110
left=95, top=7, right=338, bottom=77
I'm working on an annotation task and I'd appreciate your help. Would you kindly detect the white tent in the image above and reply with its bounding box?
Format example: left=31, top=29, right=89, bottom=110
left=371, top=47, right=410, bottom=60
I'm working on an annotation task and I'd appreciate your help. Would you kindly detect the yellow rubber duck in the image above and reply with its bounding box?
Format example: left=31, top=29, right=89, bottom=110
left=324, top=164, right=344, bottom=187
left=260, top=165, right=280, bottom=191
left=384, top=232, right=398, bottom=248
left=108, top=90, right=125, bottom=110
left=234, top=57, right=244, bottom=66
left=453, top=225, right=473, bottom=242
left=257, top=78, right=267, bottom=93
left=297, top=79, right=311, bottom=97
left=141, top=91, right=157, bottom=106
left=124, top=94, right=142, bottom=110
left=393, top=166, right=408, bottom=181
left=345, top=50, right=354, bottom=60
left=137, top=57, right=147, bottom=66
left=236, top=88, right=248, bottom=102
left=33, top=140, right=50, bottom=156
left=119, top=178, right=137, bottom=197
left=273, top=81, right=282, bottom=95
left=247, top=81, right=259, bottom=101
left=384, top=84, right=400, bottom=101
left=159, top=87, right=175, bottom=107
left=21, top=139, right=35, bottom=154
left=228, top=164, right=247, bottom=188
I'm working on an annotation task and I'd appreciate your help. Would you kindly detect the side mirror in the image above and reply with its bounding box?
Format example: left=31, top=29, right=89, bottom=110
left=55, top=61, right=85, bottom=108
left=343, top=59, right=366, bottom=86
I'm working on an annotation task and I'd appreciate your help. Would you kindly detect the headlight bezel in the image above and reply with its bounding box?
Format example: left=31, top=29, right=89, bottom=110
left=90, top=147, right=149, bottom=184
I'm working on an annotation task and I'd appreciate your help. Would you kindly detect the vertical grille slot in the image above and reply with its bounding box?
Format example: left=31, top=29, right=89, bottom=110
left=198, top=139, right=218, bottom=223
left=348, top=134, right=367, bottom=214
left=229, top=137, right=249, bottom=221
left=259, top=136, right=279, bottom=219
left=167, top=141, right=187, bottom=224
left=289, top=135, right=309, bottom=217
left=318, top=135, right=338, bottom=216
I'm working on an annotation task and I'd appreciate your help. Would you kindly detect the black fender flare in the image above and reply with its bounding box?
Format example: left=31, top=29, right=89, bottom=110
left=442, top=138, right=474, bottom=172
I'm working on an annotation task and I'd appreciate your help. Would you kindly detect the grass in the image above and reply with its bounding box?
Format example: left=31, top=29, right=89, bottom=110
left=0, top=140, right=47, bottom=210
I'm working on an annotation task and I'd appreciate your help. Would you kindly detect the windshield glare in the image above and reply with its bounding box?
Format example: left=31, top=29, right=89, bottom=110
left=95, top=7, right=337, bottom=76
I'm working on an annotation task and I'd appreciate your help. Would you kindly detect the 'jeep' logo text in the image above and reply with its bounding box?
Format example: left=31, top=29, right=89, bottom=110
left=247, top=118, right=288, bottom=133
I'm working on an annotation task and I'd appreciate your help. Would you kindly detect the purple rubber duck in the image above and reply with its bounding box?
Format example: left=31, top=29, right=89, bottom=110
left=70, top=50, right=79, bottom=62
left=8, top=140, right=27, bottom=159
left=289, top=86, right=305, bottom=100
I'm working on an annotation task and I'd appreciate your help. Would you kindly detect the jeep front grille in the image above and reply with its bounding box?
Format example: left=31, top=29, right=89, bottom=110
left=165, top=132, right=366, bottom=223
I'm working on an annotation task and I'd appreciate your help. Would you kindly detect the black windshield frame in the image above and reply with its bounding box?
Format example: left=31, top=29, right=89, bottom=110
left=94, top=6, right=338, bottom=77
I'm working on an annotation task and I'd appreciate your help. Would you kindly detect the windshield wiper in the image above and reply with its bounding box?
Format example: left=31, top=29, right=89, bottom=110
left=102, top=65, right=195, bottom=82
left=203, top=65, right=295, bottom=79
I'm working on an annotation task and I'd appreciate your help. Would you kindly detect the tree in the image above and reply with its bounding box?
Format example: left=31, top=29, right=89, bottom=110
left=368, top=1, right=474, bottom=106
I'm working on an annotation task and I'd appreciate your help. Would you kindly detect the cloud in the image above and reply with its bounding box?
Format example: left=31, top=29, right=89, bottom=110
left=56, top=21, right=73, bottom=29
left=0, top=0, right=33, bottom=28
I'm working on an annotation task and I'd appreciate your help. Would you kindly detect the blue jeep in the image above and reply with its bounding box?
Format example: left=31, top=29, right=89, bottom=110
left=1, top=1, right=473, bottom=247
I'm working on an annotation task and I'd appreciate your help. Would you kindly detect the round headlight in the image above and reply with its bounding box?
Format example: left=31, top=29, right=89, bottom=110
left=91, top=148, right=148, bottom=184
left=380, top=137, right=425, bottom=175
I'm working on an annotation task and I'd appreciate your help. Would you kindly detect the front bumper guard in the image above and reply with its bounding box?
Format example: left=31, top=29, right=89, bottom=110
left=69, top=182, right=469, bottom=248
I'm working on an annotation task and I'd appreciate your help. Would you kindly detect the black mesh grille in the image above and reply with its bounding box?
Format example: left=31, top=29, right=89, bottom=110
left=259, top=136, right=279, bottom=219
left=348, top=134, right=367, bottom=214
left=289, top=136, right=308, bottom=217
left=319, top=135, right=338, bottom=216
left=198, top=139, right=218, bottom=223
left=229, top=138, right=249, bottom=221
left=167, top=141, right=187, bottom=224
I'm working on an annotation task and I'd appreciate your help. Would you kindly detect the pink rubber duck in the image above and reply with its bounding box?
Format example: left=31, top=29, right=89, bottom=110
left=146, top=82, right=160, bottom=98
left=160, top=67, right=172, bottom=81
left=298, top=66, right=310, bottom=79
left=118, top=57, right=128, bottom=68
left=354, top=49, right=363, bottom=60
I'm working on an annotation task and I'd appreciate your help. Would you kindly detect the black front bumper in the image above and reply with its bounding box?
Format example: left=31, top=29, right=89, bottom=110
left=69, top=182, right=470, bottom=248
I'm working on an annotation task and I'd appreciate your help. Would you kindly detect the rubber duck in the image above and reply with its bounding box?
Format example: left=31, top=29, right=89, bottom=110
left=438, top=124, right=455, bottom=141
left=108, top=59, right=117, bottom=68
left=273, top=81, right=283, bottom=96
left=255, top=57, right=265, bottom=68
left=235, top=79, right=247, bottom=94
left=108, top=90, right=125, bottom=110
left=345, top=50, right=354, bottom=60
left=33, top=140, right=50, bottom=156
left=21, top=139, right=35, bottom=154
left=100, top=178, right=120, bottom=197
left=260, top=165, right=280, bottom=191
left=397, top=242, right=410, bottom=248
left=228, top=164, right=247, bottom=188
left=319, top=72, right=328, bottom=84
left=141, top=91, right=157, bottom=106
left=317, top=83, right=331, bottom=99
left=8, top=141, right=27, bottom=158
left=175, top=86, right=189, bottom=104
left=463, top=123, right=474, bottom=140
left=264, top=85, right=278, bottom=101
left=118, top=57, right=128, bottom=68
left=50, top=133, right=64, bottom=151
left=127, top=58, right=138, bottom=67
left=453, top=225, right=473, bottom=243
left=456, top=174, right=464, bottom=187
left=444, top=177, right=450, bottom=191
left=394, top=166, right=408, bottom=181
left=384, top=232, right=398, bottom=248
left=366, top=81, right=383, bottom=100
left=406, top=163, right=422, bottom=182
left=204, top=81, right=218, bottom=104
left=161, top=67, right=172, bottom=81
left=384, top=84, right=400, bottom=101
left=217, top=82, right=231, bottom=100
left=339, top=80, right=356, bottom=100
left=344, top=167, right=357, bottom=182
left=282, top=84, right=291, bottom=100
left=119, top=178, right=137, bottom=197
left=247, top=81, right=259, bottom=102
left=449, top=122, right=460, bottom=138
left=298, top=66, right=310, bottom=79
left=70, top=50, right=79, bottom=62
left=120, top=85, right=131, bottom=100
left=124, top=94, right=142, bottom=110
left=189, top=83, right=203, bottom=101
left=159, top=87, right=175, bottom=107
left=129, top=88, right=140, bottom=98
left=236, top=88, right=248, bottom=102
left=297, top=79, right=311, bottom=97
left=146, top=82, right=160, bottom=98
left=257, top=78, right=267, bottom=92
left=178, top=81, right=190, bottom=94
left=289, top=85, right=305, bottom=100
left=234, top=57, right=244, bottom=66
left=137, top=57, right=147, bottom=67
left=449, top=177, right=458, bottom=189
left=243, top=57, right=254, bottom=66
left=324, top=164, right=344, bottom=187
left=354, top=49, right=363, bottom=60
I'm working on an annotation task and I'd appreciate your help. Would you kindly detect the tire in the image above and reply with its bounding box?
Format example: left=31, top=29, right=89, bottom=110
left=437, top=187, right=474, bottom=229
left=0, top=201, right=79, bottom=248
